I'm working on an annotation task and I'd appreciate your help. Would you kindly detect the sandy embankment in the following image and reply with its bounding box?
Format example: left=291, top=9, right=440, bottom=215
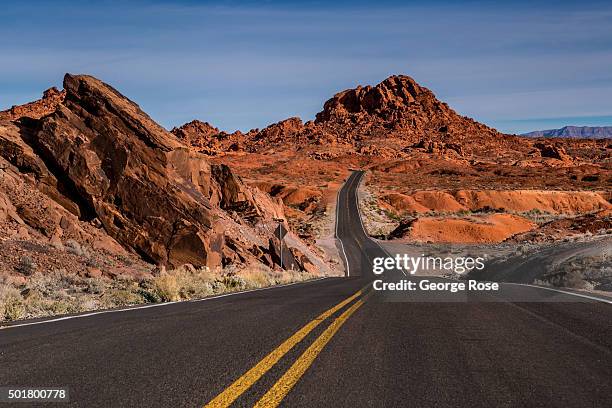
left=381, top=190, right=611, bottom=215
left=408, top=214, right=536, bottom=243
left=378, top=189, right=611, bottom=244
left=313, top=182, right=346, bottom=276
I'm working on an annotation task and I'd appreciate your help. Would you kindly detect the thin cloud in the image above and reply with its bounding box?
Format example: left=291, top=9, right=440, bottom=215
left=0, top=0, right=611, bottom=133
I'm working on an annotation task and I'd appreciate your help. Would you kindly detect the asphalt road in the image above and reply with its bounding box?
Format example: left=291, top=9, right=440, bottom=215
left=1, top=171, right=611, bottom=407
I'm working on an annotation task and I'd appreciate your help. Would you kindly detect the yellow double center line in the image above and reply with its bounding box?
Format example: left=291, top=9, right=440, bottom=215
left=205, top=287, right=369, bottom=408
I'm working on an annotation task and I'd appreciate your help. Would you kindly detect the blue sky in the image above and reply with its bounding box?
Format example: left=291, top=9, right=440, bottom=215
left=1, top=0, right=611, bottom=134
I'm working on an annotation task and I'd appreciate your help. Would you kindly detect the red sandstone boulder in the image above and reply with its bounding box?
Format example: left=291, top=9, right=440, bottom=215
left=0, top=87, right=65, bottom=121
left=535, top=142, right=573, bottom=163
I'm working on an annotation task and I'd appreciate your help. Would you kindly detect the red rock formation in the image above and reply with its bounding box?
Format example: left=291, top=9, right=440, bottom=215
left=315, top=75, right=440, bottom=122
left=311, top=75, right=516, bottom=157
left=0, top=87, right=65, bottom=121
left=170, top=75, right=608, bottom=246
left=173, top=75, right=523, bottom=158
left=172, top=120, right=220, bottom=143
left=1, top=74, right=311, bottom=272
left=171, top=120, right=249, bottom=155
left=534, top=142, right=573, bottom=163
left=256, top=117, right=303, bottom=142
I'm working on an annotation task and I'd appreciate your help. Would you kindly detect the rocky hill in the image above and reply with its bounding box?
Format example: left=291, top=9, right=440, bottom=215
left=523, top=126, right=612, bottom=139
left=1, top=73, right=610, bottom=320
left=174, top=75, right=607, bottom=167
left=0, top=87, right=65, bottom=121
left=173, top=75, right=524, bottom=158
left=174, top=74, right=611, bottom=247
left=0, top=75, right=330, bottom=282
left=314, top=75, right=501, bottom=143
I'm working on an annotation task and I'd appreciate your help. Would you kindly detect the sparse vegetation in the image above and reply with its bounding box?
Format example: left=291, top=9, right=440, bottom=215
left=358, top=185, right=398, bottom=237
left=0, top=264, right=318, bottom=323
left=65, top=239, right=85, bottom=256
left=15, top=256, right=37, bottom=276
left=0, top=286, right=25, bottom=320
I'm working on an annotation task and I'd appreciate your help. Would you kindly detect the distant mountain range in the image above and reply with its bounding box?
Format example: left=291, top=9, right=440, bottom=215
left=522, top=126, right=612, bottom=139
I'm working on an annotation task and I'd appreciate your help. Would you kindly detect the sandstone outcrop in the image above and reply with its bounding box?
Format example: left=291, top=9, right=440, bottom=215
left=381, top=190, right=611, bottom=215
left=173, top=75, right=526, bottom=160
left=316, top=75, right=443, bottom=123
left=0, top=87, right=65, bottom=121
left=171, top=120, right=239, bottom=155
left=534, top=142, right=573, bottom=163
left=103, top=74, right=611, bottom=249
left=388, top=213, right=536, bottom=243
left=1, top=74, right=321, bottom=274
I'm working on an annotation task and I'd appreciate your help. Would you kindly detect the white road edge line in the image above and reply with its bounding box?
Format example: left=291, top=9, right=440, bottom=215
left=0, top=277, right=329, bottom=330
left=503, top=282, right=612, bottom=305
left=352, top=171, right=407, bottom=277
left=5, top=176, right=361, bottom=330
left=352, top=172, right=368, bottom=233
left=338, top=239, right=350, bottom=277
left=335, top=175, right=351, bottom=277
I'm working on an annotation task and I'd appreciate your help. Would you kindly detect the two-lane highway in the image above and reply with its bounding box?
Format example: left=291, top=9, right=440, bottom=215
left=1, top=171, right=611, bottom=407
left=335, top=170, right=390, bottom=279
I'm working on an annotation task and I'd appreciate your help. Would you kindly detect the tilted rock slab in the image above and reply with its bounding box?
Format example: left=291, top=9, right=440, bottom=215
left=29, top=74, right=283, bottom=268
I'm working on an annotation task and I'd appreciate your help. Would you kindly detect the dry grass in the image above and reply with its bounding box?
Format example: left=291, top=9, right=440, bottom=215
left=0, top=264, right=318, bottom=322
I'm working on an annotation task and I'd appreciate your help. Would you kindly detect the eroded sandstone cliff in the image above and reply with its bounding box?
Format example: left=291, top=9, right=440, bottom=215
left=0, top=74, right=325, bottom=276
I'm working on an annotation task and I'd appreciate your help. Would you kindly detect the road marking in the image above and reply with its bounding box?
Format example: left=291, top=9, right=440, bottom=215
left=352, top=171, right=368, bottom=233
left=351, top=171, right=407, bottom=277
left=503, top=282, right=612, bottom=304
left=335, top=175, right=351, bottom=277
left=254, top=292, right=370, bottom=408
left=0, top=278, right=329, bottom=330
left=338, top=238, right=350, bottom=277
left=204, top=288, right=366, bottom=408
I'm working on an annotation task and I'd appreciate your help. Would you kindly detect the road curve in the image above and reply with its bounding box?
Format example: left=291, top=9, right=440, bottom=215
left=0, top=171, right=611, bottom=407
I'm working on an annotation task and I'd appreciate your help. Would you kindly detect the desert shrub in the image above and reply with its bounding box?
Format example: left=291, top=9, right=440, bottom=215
left=25, top=271, right=62, bottom=297
left=240, top=266, right=274, bottom=288
left=384, top=210, right=401, bottom=221
left=58, top=272, right=81, bottom=289
left=0, top=258, right=320, bottom=322
left=177, top=275, right=213, bottom=299
left=105, top=289, right=142, bottom=306
left=79, top=298, right=100, bottom=312
left=137, top=288, right=161, bottom=303
left=46, top=300, right=72, bottom=315
left=85, top=257, right=101, bottom=268
left=15, top=256, right=37, bottom=276
left=152, top=274, right=180, bottom=302
left=116, top=254, right=134, bottom=266
left=65, top=240, right=84, bottom=256
left=159, top=266, right=217, bottom=299
left=3, top=298, right=25, bottom=320
left=211, top=280, right=226, bottom=293
left=1, top=286, right=25, bottom=320
left=24, top=292, right=59, bottom=317
left=84, top=278, right=105, bottom=295
left=221, top=274, right=247, bottom=291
